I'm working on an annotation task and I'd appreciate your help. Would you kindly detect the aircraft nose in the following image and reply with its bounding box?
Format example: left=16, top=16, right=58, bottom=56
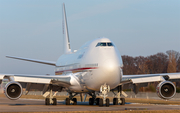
left=101, top=59, right=121, bottom=86
left=103, top=59, right=118, bottom=73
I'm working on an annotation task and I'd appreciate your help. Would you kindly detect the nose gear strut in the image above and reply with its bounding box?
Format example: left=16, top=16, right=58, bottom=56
left=99, top=83, right=110, bottom=107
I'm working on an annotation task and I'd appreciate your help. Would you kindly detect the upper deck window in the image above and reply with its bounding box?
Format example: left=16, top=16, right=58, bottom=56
left=96, top=42, right=114, bottom=47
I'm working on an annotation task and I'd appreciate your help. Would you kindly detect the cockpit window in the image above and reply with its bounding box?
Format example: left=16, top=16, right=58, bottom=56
left=107, top=42, right=113, bottom=46
left=96, top=43, right=106, bottom=47
left=96, top=42, right=114, bottom=47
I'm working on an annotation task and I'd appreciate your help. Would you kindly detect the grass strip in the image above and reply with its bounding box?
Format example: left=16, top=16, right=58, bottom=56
left=1, top=110, right=180, bottom=113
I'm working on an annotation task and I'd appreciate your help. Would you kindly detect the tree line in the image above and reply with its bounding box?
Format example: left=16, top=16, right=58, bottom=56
left=122, top=50, right=180, bottom=75
left=122, top=50, right=180, bottom=92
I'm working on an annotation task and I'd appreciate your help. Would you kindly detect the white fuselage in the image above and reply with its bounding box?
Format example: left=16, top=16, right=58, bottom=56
left=55, top=37, right=123, bottom=92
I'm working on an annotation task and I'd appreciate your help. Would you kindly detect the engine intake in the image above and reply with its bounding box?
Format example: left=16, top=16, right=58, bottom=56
left=4, top=81, right=22, bottom=100
left=156, top=81, right=176, bottom=100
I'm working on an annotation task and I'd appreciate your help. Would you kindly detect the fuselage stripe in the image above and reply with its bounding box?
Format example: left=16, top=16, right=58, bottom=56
left=55, top=67, right=98, bottom=74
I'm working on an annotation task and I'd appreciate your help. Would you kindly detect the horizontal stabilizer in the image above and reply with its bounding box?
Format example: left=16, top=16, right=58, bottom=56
left=6, top=56, right=56, bottom=66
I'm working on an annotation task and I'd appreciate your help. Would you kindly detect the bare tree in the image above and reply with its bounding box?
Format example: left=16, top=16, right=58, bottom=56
left=122, top=55, right=137, bottom=75
left=146, top=53, right=168, bottom=74
left=122, top=50, right=179, bottom=75
left=166, top=50, right=180, bottom=73
left=134, top=56, right=148, bottom=74
left=177, top=57, right=180, bottom=72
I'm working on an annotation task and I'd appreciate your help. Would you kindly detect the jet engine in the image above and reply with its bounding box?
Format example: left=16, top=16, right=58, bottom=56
left=156, top=81, right=176, bottom=100
left=4, top=81, right=22, bottom=100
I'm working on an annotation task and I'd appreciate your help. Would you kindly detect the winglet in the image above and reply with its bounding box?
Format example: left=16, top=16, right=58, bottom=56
left=63, top=3, right=71, bottom=54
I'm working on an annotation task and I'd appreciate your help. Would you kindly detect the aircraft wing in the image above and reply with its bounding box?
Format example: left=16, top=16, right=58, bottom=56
left=121, top=72, right=180, bottom=84
left=0, top=73, right=73, bottom=99
left=119, top=72, right=180, bottom=98
left=0, top=74, right=71, bottom=87
left=6, top=56, right=56, bottom=66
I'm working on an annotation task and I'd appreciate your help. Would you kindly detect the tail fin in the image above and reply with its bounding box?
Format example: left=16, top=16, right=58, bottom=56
left=63, top=3, right=71, bottom=54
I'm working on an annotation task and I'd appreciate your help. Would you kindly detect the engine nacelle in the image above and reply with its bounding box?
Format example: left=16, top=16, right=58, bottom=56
left=4, top=81, right=22, bottom=100
left=156, top=81, right=176, bottom=100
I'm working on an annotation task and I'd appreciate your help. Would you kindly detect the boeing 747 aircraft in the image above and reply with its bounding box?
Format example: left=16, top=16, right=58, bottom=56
left=0, top=3, right=180, bottom=107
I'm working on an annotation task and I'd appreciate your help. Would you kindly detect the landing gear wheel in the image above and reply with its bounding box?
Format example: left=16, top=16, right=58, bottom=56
left=72, top=98, right=77, bottom=105
left=89, top=98, right=94, bottom=105
left=105, top=98, right=109, bottom=107
left=113, top=98, right=118, bottom=105
left=120, top=98, right=125, bottom=105
left=45, top=98, right=50, bottom=105
left=52, top=98, right=57, bottom=105
left=96, top=98, right=100, bottom=105
left=99, top=98, right=103, bottom=107
left=65, top=98, right=70, bottom=105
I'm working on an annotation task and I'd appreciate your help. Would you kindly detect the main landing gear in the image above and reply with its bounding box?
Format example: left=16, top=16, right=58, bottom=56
left=112, top=86, right=127, bottom=105
left=44, top=84, right=127, bottom=106
left=65, top=92, right=78, bottom=105
left=44, top=85, right=58, bottom=105
left=45, top=98, right=57, bottom=105
left=88, top=92, right=106, bottom=107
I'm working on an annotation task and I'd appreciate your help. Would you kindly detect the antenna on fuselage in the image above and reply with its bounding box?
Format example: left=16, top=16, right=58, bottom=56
left=62, top=3, right=71, bottom=54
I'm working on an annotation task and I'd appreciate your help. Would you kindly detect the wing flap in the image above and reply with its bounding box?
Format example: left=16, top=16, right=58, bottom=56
left=169, top=74, right=180, bottom=79
left=0, top=74, right=4, bottom=79
left=14, top=76, right=51, bottom=84
left=131, top=76, right=162, bottom=84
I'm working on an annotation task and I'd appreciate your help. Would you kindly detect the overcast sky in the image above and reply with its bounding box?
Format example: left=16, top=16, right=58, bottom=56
left=0, top=0, right=180, bottom=75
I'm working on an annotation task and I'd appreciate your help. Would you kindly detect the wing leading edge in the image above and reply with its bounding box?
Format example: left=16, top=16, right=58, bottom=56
left=122, top=73, right=180, bottom=84
left=0, top=74, right=71, bottom=86
left=6, top=56, right=56, bottom=66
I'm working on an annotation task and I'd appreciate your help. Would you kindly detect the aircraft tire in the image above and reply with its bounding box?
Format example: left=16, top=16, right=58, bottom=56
left=45, top=98, right=50, bottom=105
left=99, top=98, right=103, bottom=107
left=113, top=98, right=118, bottom=105
left=52, top=98, right=57, bottom=105
left=96, top=98, right=100, bottom=105
left=120, top=98, right=125, bottom=105
left=66, top=98, right=70, bottom=105
left=106, top=98, right=109, bottom=107
left=89, top=98, right=94, bottom=105
left=72, top=98, right=77, bottom=105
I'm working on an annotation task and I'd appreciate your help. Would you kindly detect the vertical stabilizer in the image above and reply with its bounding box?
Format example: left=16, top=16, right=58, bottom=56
left=63, top=3, right=71, bottom=54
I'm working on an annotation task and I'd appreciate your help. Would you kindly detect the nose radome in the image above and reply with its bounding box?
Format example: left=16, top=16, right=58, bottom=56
left=102, top=59, right=120, bottom=78
left=102, top=59, right=120, bottom=88
left=103, top=59, right=117, bottom=72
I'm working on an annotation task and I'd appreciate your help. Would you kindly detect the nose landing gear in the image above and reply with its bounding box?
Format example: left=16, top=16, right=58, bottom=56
left=99, top=83, right=110, bottom=107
